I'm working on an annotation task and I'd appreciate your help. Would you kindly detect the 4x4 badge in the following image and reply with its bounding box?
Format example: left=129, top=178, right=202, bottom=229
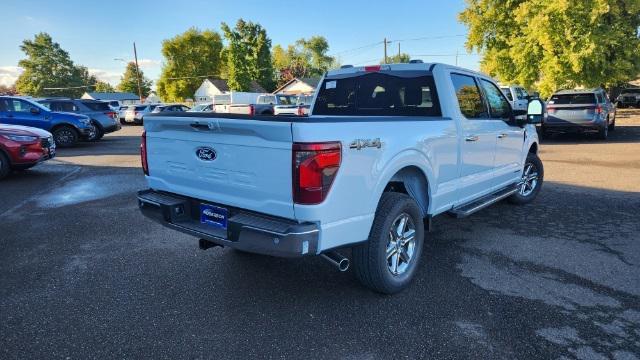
left=350, top=138, right=382, bottom=150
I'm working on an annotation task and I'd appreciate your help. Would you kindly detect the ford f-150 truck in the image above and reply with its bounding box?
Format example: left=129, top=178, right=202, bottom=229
left=138, top=63, right=544, bottom=294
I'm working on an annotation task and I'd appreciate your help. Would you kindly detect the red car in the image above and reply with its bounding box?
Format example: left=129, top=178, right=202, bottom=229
left=0, top=124, right=56, bottom=179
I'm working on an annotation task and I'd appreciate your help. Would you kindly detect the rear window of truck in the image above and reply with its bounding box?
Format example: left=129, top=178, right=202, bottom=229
left=549, top=93, right=596, bottom=104
left=314, top=72, right=441, bottom=117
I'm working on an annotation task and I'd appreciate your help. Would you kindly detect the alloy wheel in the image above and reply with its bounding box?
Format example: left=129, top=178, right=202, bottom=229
left=518, top=162, right=539, bottom=197
left=386, top=213, right=417, bottom=276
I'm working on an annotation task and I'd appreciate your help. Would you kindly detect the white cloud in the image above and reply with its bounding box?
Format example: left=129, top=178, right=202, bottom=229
left=136, top=58, right=161, bottom=68
left=0, top=66, right=23, bottom=87
left=88, top=68, right=121, bottom=86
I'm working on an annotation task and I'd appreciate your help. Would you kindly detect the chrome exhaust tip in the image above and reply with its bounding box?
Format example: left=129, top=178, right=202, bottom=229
left=321, top=251, right=350, bottom=272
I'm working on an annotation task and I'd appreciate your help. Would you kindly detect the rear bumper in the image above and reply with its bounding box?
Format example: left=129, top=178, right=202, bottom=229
left=137, top=189, right=319, bottom=257
left=543, top=118, right=604, bottom=131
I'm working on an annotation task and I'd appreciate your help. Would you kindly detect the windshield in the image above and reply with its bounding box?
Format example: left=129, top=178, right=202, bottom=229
left=277, top=95, right=296, bottom=105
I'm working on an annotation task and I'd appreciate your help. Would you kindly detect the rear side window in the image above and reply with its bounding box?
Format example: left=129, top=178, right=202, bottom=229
left=314, top=72, right=441, bottom=117
left=82, top=101, right=110, bottom=111
left=549, top=93, right=596, bottom=104
left=46, top=101, right=78, bottom=112
left=480, top=79, right=511, bottom=119
left=451, top=74, right=487, bottom=119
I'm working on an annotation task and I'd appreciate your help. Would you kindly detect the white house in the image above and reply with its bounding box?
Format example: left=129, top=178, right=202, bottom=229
left=81, top=92, right=139, bottom=105
left=194, top=79, right=267, bottom=104
left=273, top=77, right=320, bottom=95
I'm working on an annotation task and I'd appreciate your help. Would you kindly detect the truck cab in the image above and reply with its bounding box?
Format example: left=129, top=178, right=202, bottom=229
left=137, top=63, right=543, bottom=294
left=500, top=85, right=530, bottom=111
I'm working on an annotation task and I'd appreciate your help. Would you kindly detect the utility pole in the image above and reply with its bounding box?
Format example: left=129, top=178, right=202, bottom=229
left=133, top=42, right=144, bottom=103
left=398, top=42, right=401, bottom=59
left=383, top=38, right=388, bottom=64
left=455, top=49, right=459, bottom=66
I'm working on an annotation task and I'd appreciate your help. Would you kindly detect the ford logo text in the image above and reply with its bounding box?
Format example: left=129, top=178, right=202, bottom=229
left=196, top=147, right=217, bottom=161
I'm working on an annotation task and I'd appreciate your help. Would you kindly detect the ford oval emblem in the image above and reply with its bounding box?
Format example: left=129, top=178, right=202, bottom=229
left=196, top=147, right=216, bottom=161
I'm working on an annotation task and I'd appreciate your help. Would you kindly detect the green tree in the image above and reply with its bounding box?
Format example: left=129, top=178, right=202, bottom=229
left=94, top=81, right=115, bottom=93
left=272, top=36, right=335, bottom=88
left=382, top=53, right=411, bottom=64
left=459, top=0, right=640, bottom=97
left=221, top=19, right=275, bottom=92
left=117, top=62, right=152, bottom=98
left=156, top=28, right=224, bottom=102
left=15, top=33, right=95, bottom=97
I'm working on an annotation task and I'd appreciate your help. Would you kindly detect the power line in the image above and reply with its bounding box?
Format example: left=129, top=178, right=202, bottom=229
left=389, top=34, right=466, bottom=43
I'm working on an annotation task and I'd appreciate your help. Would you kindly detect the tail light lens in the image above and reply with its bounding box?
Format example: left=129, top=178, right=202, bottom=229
left=595, top=105, right=603, bottom=114
left=141, top=131, right=149, bottom=176
left=292, top=142, right=341, bottom=204
left=249, top=104, right=255, bottom=116
left=547, top=105, right=556, bottom=114
left=296, top=106, right=304, bottom=116
left=104, top=111, right=116, bottom=118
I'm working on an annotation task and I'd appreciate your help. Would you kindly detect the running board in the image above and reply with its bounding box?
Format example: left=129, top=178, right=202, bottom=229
left=449, top=186, right=518, bottom=218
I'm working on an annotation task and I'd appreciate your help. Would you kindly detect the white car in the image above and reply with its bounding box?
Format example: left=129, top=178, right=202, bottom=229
left=124, top=104, right=160, bottom=124
left=500, top=85, right=530, bottom=111
left=138, top=63, right=543, bottom=294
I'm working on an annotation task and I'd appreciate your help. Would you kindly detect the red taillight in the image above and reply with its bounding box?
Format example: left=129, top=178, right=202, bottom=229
left=595, top=105, right=603, bottom=114
left=292, top=142, right=341, bottom=205
left=547, top=105, right=556, bottom=113
left=105, top=111, right=116, bottom=118
left=141, top=131, right=149, bottom=176
left=296, top=106, right=304, bottom=116
left=364, top=65, right=381, bottom=72
left=249, top=104, right=255, bottom=116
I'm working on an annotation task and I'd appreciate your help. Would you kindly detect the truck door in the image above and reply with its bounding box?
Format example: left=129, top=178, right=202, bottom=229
left=478, top=79, right=525, bottom=189
left=450, top=73, right=497, bottom=205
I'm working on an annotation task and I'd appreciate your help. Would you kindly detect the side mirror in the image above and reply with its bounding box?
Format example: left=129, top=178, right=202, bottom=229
left=30, top=107, right=40, bottom=115
left=526, top=99, right=544, bottom=124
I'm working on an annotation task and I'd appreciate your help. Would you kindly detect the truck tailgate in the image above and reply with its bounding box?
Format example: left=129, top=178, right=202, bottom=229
left=144, top=115, right=295, bottom=219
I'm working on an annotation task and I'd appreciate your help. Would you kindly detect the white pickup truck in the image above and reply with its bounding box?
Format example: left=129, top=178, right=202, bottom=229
left=138, top=63, right=544, bottom=294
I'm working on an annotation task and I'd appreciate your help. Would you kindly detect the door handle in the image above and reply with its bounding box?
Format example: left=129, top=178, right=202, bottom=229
left=190, top=123, right=209, bottom=130
left=465, top=135, right=479, bottom=142
left=497, top=133, right=508, bottom=139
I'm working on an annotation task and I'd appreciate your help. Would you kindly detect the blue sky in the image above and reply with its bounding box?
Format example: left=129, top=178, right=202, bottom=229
left=0, top=0, right=480, bottom=87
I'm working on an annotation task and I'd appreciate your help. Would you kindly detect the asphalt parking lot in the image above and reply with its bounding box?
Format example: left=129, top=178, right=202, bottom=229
left=1, top=112, right=639, bottom=359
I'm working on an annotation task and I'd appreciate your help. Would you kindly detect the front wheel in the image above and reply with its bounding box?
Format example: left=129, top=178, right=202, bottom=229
left=352, top=192, right=425, bottom=294
left=53, top=126, right=79, bottom=147
left=509, top=152, right=544, bottom=205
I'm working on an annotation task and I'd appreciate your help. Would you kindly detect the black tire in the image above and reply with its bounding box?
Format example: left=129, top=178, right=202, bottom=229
left=608, top=116, right=616, bottom=131
left=53, top=125, right=79, bottom=147
left=352, top=192, right=425, bottom=294
left=509, top=152, right=544, bottom=205
left=120, top=118, right=126, bottom=125
left=86, top=121, right=103, bottom=141
left=0, top=151, right=10, bottom=180
left=597, top=123, right=608, bottom=140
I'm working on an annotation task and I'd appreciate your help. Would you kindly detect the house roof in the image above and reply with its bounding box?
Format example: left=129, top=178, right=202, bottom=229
left=84, top=92, right=139, bottom=101
left=206, top=79, right=266, bottom=93
left=273, top=77, right=320, bottom=94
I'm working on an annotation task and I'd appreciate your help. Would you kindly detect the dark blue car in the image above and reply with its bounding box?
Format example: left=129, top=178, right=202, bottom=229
left=0, top=96, right=94, bottom=147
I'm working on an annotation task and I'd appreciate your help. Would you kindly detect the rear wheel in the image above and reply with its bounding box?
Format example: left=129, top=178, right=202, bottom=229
left=53, top=125, right=78, bottom=147
left=87, top=121, right=103, bottom=141
left=598, top=123, right=608, bottom=140
left=0, top=151, right=10, bottom=180
left=509, top=152, right=544, bottom=205
left=608, top=116, right=616, bottom=131
left=352, top=192, right=425, bottom=294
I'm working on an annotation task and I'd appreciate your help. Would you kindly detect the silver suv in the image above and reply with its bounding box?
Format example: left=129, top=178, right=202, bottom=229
left=542, top=88, right=616, bottom=140
left=37, top=98, right=121, bottom=141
